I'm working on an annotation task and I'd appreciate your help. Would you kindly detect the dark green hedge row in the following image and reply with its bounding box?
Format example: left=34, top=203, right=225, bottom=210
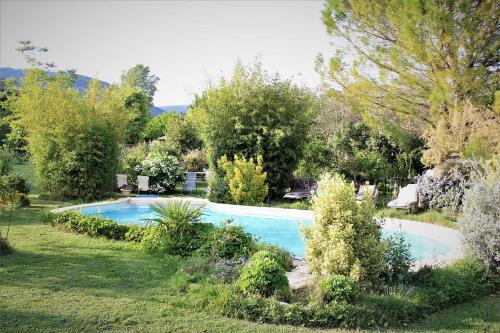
left=42, top=210, right=145, bottom=242
left=218, top=258, right=496, bottom=329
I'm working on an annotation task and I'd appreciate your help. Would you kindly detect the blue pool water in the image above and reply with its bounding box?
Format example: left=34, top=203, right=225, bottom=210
left=79, top=202, right=451, bottom=259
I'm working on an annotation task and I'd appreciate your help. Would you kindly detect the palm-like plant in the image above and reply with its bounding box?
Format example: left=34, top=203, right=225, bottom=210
left=144, top=200, right=205, bottom=256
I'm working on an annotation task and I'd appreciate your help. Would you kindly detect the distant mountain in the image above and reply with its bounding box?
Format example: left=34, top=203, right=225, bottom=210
left=0, top=67, right=109, bottom=92
left=156, top=105, right=190, bottom=115
left=0, top=67, right=173, bottom=117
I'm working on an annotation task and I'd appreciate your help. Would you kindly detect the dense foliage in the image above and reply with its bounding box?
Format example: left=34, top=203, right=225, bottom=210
left=418, top=159, right=478, bottom=213
left=218, top=154, right=268, bottom=205
left=318, top=0, right=499, bottom=136
left=383, top=232, right=414, bottom=284
left=181, top=149, right=208, bottom=171
left=219, top=258, right=494, bottom=329
left=12, top=70, right=132, bottom=200
left=316, top=275, right=359, bottom=304
left=303, top=173, right=385, bottom=287
left=191, top=61, right=315, bottom=197
left=459, top=162, right=500, bottom=271
left=206, top=220, right=255, bottom=259
left=136, top=154, right=184, bottom=193
left=238, top=250, right=290, bottom=299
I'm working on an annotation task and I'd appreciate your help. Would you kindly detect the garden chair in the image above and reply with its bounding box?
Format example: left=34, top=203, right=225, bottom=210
left=283, top=177, right=316, bottom=200
left=387, top=184, right=418, bottom=211
left=137, top=175, right=150, bottom=194
left=116, top=174, right=127, bottom=190
left=356, top=184, right=378, bottom=203
left=183, top=172, right=197, bottom=194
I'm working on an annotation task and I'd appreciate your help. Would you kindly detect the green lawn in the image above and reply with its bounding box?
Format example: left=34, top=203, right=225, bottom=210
left=1, top=197, right=498, bottom=332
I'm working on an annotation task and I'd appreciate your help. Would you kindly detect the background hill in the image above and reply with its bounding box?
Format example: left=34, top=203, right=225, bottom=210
left=0, top=67, right=187, bottom=116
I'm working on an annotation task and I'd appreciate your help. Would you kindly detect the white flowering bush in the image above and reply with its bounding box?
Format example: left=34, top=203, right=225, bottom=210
left=135, top=155, right=184, bottom=193
left=458, top=163, right=500, bottom=271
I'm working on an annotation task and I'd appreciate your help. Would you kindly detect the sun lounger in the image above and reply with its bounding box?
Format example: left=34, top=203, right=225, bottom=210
left=356, top=184, right=378, bottom=203
left=388, top=184, right=418, bottom=210
left=116, top=174, right=128, bottom=190
left=183, top=172, right=197, bottom=193
left=283, top=177, right=316, bottom=200
left=137, top=175, right=150, bottom=194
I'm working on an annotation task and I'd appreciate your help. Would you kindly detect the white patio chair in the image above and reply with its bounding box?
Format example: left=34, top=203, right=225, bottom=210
left=183, top=172, right=197, bottom=193
left=387, top=184, right=418, bottom=210
left=116, top=174, right=128, bottom=190
left=137, top=175, right=150, bottom=194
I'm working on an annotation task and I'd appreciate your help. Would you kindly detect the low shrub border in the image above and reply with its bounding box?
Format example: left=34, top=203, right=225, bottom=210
left=215, top=258, right=496, bottom=329
left=42, top=210, right=145, bottom=242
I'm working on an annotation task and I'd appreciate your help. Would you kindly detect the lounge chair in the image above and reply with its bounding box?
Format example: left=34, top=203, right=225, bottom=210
left=283, top=177, right=316, bottom=201
left=387, top=184, right=418, bottom=211
left=116, top=174, right=128, bottom=190
left=183, top=172, right=197, bottom=194
left=356, top=184, right=378, bottom=203
left=137, top=175, right=150, bottom=194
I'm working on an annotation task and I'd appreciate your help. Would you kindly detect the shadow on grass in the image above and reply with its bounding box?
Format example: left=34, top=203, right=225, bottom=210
left=0, top=240, right=181, bottom=304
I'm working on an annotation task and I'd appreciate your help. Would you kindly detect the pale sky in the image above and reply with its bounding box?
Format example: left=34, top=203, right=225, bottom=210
left=0, top=0, right=333, bottom=106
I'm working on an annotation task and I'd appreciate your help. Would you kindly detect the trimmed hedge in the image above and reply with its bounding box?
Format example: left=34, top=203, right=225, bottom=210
left=217, top=258, right=495, bottom=329
left=42, top=210, right=144, bottom=242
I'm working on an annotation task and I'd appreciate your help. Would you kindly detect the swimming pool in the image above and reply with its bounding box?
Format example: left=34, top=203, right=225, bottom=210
left=75, top=199, right=456, bottom=260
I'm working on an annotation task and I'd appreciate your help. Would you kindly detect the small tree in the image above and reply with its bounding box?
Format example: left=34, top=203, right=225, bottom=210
left=458, top=162, right=500, bottom=271
left=303, top=173, right=385, bottom=287
left=218, top=154, right=268, bottom=205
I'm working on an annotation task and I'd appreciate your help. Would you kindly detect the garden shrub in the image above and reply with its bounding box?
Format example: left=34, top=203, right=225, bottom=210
left=141, top=201, right=212, bottom=256
left=124, top=224, right=148, bottom=242
left=0, top=174, right=30, bottom=206
left=458, top=162, right=500, bottom=270
left=136, top=153, right=184, bottom=193
left=191, top=61, right=315, bottom=198
left=418, top=159, right=478, bottom=213
left=207, top=172, right=230, bottom=203
left=0, top=148, right=16, bottom=176
left=218, top=258, right=494, bottom=329
left=207, top=219, right=255, bottom=259
left=12, top=70, right=132, bottom=200
left=238, top=250, right=290, bottom=299
left=303, top=173, right=385, bottom=288
left=317, top=275, right=359, bottom=304
left=181, top=149, right=208, bottom=171
left=44, top=210, right=133, bottom=241
left=211, top=258, right=247, bottom=283
left=383, top=232, right=414, bottom=284
left=255, top=243, right=294, bottom=271
left=0, top=232, right=13, bottom=256
left=218, top=154, right=268, bottom=205
left=121, top=143, right=148, bottom=188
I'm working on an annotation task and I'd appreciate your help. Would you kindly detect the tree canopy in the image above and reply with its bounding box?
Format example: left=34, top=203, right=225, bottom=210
left=318, top=0, right=499, bottom=131
left=191, top=61, right=316, bottom=197
left=121, top=64, right=160, bottom=104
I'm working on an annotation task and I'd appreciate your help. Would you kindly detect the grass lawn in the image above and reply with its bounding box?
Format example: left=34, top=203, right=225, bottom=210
left=1, top=197, right=498, bottom=332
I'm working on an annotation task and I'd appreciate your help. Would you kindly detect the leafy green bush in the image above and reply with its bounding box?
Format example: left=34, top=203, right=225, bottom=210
left=44, top=210, right=132, bottom=241
left=317, top=275, right=359, bottom=304
left=238, top=250, right=289, bottom=299
left=13, top=70, right=133, bottom=200
left=383, top=232, right=414, bottom=284
left=458, top=162, right=500, bottom=271
left=124, top=224, right=148, bottom=242
left=218, top=258, right=494, bottom=329
left=0, top=232, right=13, bottom=256
left=121, top=143, right=149, bottom=187
left=217, top=154, right=268, bottom=205
left=191, top=61, right=315, bottom=198
left=255, top=243, right=294, bottom=271
left=207, top=220, right=255, bottom=259
left=1, top=174, right=30, bottom=206
left=207, top=172, right=230, bottom=203
left=0, top=148, right=16, bottom=176
left=181, top=149, right=208, bottom=171
left=141, top=201, right=211, bottom=256
left=303, top=173, right=385, bottom=288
